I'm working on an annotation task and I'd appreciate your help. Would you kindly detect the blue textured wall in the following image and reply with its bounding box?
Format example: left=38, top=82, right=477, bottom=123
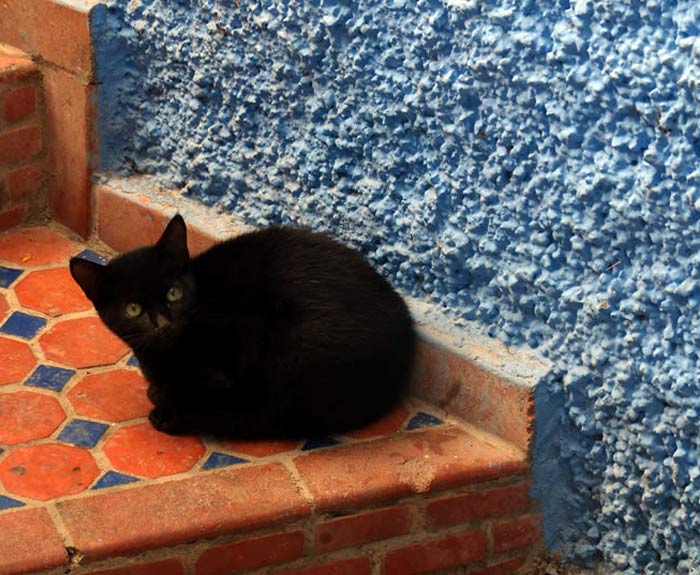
left=91, top=1, right=700, bottom=572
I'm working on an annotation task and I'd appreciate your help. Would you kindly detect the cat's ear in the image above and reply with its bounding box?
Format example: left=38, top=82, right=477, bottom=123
left=156, top=214, right=189, bottom=265
left=69, top=258, right=104, bottom=302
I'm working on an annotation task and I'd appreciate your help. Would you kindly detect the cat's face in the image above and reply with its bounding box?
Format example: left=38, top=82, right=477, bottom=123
left=70, top=215, right=197, bottom=351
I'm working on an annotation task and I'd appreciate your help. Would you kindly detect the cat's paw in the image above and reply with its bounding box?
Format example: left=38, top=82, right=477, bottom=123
left=148, top=408, right=191, bottom=436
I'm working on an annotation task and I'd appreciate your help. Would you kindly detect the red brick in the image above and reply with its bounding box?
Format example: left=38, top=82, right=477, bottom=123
left=0, top=203, right=27, bottom=231
left=315, top=506, right=414, bottom=553
left=97, top=184, right=173, bottom=252
left=0, top=443, right=99, bottom=500
left=196, top=530, right=304, bottom=575
left=8, top=163, right=42, bottom=198
left=44, top=66, right=94, bottom=236
left=493, top=514, right=542, bottom=554
left=382, top=530, right=488, bottom=575
left=0, top=507, right=67, bottom=575
left=468, top=556, right=527, bottom=575
left=270, top=557, right=371, bottom=575
left=39, top=317, right=128, bottom=368
left=294, top=426, right=527, bottom=512
left=15, top=266, right=92, bottom=316
left=0, top=0, right=94, bottom=79
left=427, top=483, right=531, bottom=528
left=96, top=185, right=225, bottom=256
left=3, top=84, right=37, bottom=122
left=0, top=125, right=42, bottom=164
left=56, top=463, right=311, bottom=561
left=0, top=226, right=76, bottom=266
left=411, top=339, right=534, bottom=452
left=84, top=559, right=186, bottom=575
left=104, top=422, right=205, bottom=479
left=0, top=52, right=38, bottom=84
left=0, top=390, right=65, bottom=444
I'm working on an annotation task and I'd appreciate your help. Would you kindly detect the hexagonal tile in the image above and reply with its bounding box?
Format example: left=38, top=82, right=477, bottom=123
left=0, top=336, right=36, bottom=385
left=39, top=317, right=128, bottom=368
left=0, top=292, right=8, bottom=323
left=68, top=369, right=151, bottom=422
left=0, top=227, right=76, bottom=266
left=103, top=422, right=205, bottom=479
left=216, top=438, right=301, bottom=458
left=345, top=405, right=411, bottom=440
left=0, top=443, right=99, bottom=500
left=0, top=391, right=65, bottom=444
left=15, top=267, right=92, bottom=316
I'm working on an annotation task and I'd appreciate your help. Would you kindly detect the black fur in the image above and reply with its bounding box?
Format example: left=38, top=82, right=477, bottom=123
left=70, top=215, right=415, bottom=438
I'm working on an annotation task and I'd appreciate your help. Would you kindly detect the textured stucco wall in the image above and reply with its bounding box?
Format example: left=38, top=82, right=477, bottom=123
left=91, top=1, right=700, bottom=572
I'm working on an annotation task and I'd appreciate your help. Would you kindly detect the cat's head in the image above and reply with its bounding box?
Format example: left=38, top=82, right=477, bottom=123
left=70, top=214, right=197, bottom=351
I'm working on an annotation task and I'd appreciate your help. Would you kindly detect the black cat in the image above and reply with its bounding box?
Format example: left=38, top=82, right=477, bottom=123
left=70, top=215, right=415, bottom=438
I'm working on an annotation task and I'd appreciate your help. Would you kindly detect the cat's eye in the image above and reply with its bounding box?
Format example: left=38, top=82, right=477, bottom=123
left=124, top=302, right=142, bottom=318
left=166, top=286, right=183, bottom=303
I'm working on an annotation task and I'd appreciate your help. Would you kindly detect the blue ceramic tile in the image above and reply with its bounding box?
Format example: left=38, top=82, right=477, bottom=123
left=24, top=365, right=75, bottom=392
left=406, top=412, right=444, bottom=430
left=127, top=355, right=140, bottom=367
left=0, top=266, right=22, bottom=288
left=58, top=419, right=109, bottom=448
left=301, top=437, right=342, bottom=451
left=75, top=249, right=109, bottom=265
left=0, top=311, right=46, bottom=339
left=0, top=495, right=25, bottom=511
left=92, top=471, right=140, bottom=490
left=202, top=452, right=248, bottom=470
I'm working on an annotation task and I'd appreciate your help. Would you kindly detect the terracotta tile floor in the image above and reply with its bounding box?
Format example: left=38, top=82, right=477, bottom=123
left=0, top=224, right=454, bottom=511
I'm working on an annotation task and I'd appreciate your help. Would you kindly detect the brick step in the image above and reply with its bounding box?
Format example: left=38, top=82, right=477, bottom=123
left=0, top=223, right=543, bottom=574
left=0, top=45, right=45, bottom=232
left=95, top=177, right=547, bottom=454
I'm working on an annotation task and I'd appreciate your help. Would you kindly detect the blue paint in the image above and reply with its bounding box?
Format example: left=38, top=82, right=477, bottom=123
left=0, top=312, right=46, bottom=339
left=24, top=365, right=75, bottom=392
left=301, top=437, right=341, bottom=451
left=202, top=452, right=248, bottom=470
left=126, top=354, right=140, bottom=367
left=74, top=248, right=109, bottom=265
left=0, top=266, right=22, bottom=288
left=58, top=419, right=109, bottom=448
left=405, top=412, right=443, bottom=430
left=92, top=470, right=139, bottom=490
left=0, top=495, right=25, bottom=511
left=90, top=0, right=700, bottom=572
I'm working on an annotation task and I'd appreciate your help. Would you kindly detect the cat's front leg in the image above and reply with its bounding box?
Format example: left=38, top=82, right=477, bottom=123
left=148, top=406, right=194, bottom=436
left=146, top=384, right=195, bottom=435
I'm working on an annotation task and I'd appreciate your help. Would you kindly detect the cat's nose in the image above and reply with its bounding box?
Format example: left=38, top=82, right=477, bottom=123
left=153, top=313, right=171, bottom=329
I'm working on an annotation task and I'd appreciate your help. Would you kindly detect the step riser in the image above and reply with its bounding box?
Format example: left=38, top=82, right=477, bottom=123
left=0, top=50, right=46, bottom=232
left=26, top=477, right=538, bottom=575
left=0, top=0, right=97, bottom=237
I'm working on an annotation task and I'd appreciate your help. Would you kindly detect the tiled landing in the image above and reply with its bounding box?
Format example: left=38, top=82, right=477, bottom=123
left=0, top=225, right=540, bottom=575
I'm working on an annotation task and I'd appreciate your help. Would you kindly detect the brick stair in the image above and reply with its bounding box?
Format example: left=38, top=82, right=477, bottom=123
left=0, top=205, right=543, bottom=575
left=0, top=46, right=46, bottom=231
left=0, top=4, right=544, bottom=572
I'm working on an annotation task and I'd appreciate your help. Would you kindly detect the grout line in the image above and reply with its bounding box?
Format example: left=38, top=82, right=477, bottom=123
left=281, top=457, right=317, bottom=557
